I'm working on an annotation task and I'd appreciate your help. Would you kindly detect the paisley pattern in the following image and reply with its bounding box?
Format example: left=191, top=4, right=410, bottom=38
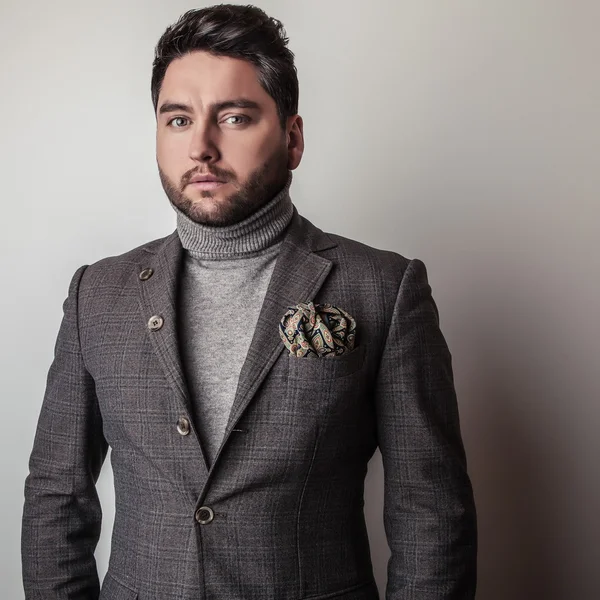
left=279, top=301, right=356, bottom=358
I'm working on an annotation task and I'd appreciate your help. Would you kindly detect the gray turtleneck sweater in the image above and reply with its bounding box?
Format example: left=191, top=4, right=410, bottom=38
left=174, top=172, right=294, bottom=468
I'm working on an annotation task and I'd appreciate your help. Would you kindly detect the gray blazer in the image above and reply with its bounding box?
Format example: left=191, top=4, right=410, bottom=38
left=22, top=207, right=477, bottom=599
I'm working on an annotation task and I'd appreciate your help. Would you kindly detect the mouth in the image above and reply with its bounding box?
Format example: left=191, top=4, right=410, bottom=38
left=188, top=180, right=226, bottom=191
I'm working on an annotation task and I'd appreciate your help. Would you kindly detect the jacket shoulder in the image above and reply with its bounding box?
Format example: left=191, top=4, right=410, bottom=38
left=321, top=229, right=412, bottom=288
left=79, top=231, right=177, bottom=290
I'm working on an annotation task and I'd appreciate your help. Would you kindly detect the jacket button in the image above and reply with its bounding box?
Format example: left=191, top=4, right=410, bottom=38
left=148, top=315, right=164, bottom=331
left=139, top=268, right=154, bottom=281
left=195, top=506, right=214, bottom=524
left=177, top=416, right=191, bottom=436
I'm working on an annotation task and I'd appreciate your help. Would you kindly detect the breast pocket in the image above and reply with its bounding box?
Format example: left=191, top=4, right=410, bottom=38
left=284, top=344, right=369, bottom=422
left=286, top=343, right=367, bottom=381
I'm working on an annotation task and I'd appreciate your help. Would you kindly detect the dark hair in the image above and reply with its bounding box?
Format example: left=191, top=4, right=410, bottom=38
left=151, top=4, right=298, bottom=128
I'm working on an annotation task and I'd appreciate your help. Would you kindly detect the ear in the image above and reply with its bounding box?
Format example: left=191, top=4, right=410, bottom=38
left=286, top=115, right=304, bottom=170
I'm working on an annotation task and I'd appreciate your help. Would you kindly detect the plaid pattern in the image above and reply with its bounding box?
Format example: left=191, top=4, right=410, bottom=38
left=22, top=206, right=477, bottom=599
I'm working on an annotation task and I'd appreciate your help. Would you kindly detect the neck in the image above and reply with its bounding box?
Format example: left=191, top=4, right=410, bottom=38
left=173, top=171, right=294, bottom=259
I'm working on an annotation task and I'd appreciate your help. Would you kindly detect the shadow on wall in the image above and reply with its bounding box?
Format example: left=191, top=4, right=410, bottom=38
left=464, top=368, right=570, bottom=600
left=364, top=450, right=387, bottom=593
left=457, top=259, right=580, bottom=600
left=364, top=266, right=576, bottom=600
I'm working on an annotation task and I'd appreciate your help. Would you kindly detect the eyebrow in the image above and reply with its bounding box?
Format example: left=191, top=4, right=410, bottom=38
left=158, top=98, right=261, bottom=116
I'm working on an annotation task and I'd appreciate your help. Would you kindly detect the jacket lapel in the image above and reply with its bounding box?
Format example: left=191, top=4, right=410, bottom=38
left=136, top=231, right=214, bottom=488
left=223, top=207, right=338, bottom=439
left=136, top=231, right=191, bottom=413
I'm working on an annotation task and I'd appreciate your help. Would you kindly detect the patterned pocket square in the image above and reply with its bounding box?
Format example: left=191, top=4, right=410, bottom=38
left=279, top=301, right=356, bottom=358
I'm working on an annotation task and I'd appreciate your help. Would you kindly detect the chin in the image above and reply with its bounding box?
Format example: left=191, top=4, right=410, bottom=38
left=187, top=197, right=233, bottom=224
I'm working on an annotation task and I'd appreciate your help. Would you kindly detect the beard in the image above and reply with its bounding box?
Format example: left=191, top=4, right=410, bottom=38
left=158, top=143, right=290, bottom=227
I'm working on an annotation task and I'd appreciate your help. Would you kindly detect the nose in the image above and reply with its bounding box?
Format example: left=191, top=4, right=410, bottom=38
left=188, top=120, right=220, bottom=164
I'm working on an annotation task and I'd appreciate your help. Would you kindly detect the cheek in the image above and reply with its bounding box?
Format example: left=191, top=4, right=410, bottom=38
left=157, top=137, right=188, bottom=174
left=157, top=133, right=182, bottom=158
left=223, top=131, right=279, bottom=169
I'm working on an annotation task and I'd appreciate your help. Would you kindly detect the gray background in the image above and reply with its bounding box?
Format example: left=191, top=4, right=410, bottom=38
left=2, top=1, right=598, bottom=598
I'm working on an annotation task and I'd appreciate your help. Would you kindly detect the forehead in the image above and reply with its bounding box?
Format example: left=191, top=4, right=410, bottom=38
left=159, top=51, right=270, bottom=106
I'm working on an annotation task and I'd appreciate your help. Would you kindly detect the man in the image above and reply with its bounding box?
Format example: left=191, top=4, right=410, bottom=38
left=22, top=4, right=477, bottom=599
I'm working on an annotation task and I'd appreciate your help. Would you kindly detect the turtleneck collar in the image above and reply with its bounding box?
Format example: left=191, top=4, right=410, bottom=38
left=173, top=171, right=294, bottom=259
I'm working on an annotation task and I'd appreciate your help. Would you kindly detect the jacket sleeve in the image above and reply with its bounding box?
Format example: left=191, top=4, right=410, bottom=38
left=373, top=258, right=477, bottom=599
left=22, top=265, right=109, bottom=599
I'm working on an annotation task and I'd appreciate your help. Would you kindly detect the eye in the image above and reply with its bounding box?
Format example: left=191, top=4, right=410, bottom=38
left=223, top=115, right=250, bottom=125
left=167, top=116, right=189, bottom=128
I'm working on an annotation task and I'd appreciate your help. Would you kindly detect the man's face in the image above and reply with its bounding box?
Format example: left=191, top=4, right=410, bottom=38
left=155, top=51, right=303, bottom=226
